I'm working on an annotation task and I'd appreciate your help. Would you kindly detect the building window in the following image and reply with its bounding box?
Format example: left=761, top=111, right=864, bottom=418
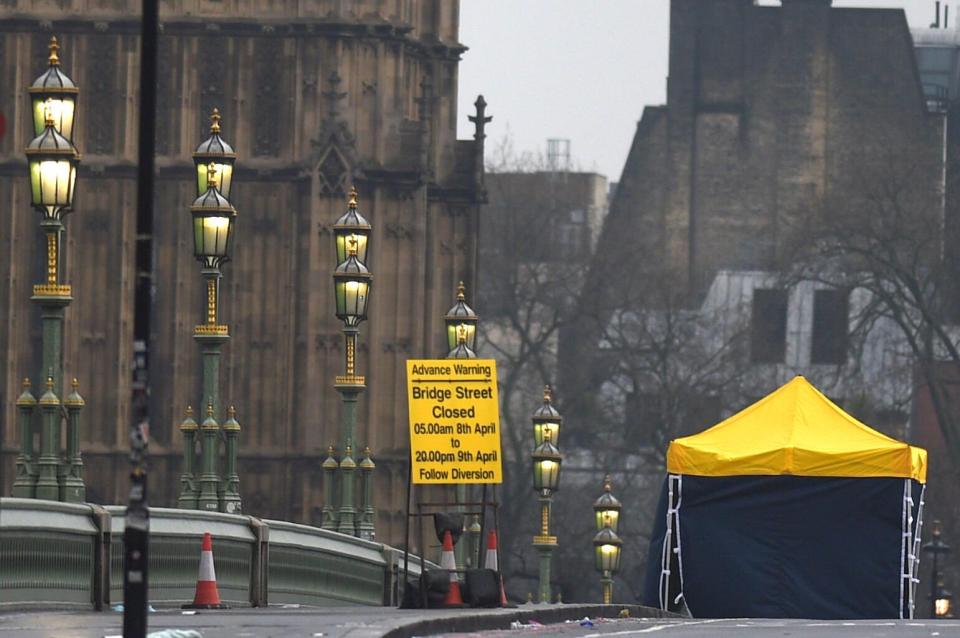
left=811, top=289, right=849, bottom=365
left=751, top=289, right=788, bottom=363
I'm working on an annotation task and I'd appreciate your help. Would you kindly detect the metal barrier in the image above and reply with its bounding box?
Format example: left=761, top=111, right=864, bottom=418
left=0, top=498, right=429, bottom=609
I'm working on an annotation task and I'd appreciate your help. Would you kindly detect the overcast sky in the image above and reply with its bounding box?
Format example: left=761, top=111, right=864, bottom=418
left=457, top=1, right=936, bottom=182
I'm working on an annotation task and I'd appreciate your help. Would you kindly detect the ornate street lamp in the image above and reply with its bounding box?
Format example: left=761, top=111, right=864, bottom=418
left=924, top=520, right=953, bottom=618
left=193, top=108, right=236, bottom=200
left=443, top=283, right=478, bottom=570
left=532, top=385, right=562, bottom=446
left=594, top=476, right=624, bottom=603
left=29, top=37, right=78, bottom=142
left=331, top=187, right=374, bottom=537
left=16, top=38, right=85, bottom=502
left=333, top=186, right=371, bottom=265
left=593, top=525, right=623, bottom=604
left=532, top=409, right=562, bottom=604
left=444, top=281, right=478, bottom=353
left=179, top=142, right=240, bottom=513
left=593, top=475, right=622, bottom=534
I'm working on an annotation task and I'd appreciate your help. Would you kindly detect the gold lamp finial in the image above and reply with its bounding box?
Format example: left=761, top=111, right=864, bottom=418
left=22, top=377, right=31, bottom=390
left=207, top=162, right=219, bottom=190
left=603, top=474, right=612, bottom=492
left=72, top=377, right=79, bottom=390
left=457, top=281, right=466, bottom=301
left=543, top=384, right=552, bottom=404
left=228, top=405, right=236, bottom=418
left=210, top=108, right=221, bottom=134
left=348, top=186, right=358, bottom=209
left=46, top=376, right=54, bottom=390
left=186, top=405, right=194, bottom=417
left=48, top=36, right=60, bottom=66
left=327, top=445, right=335, bottom=456
left=43, top=99, right=54, bottom=127
left=206, top=402, right=214, bottom=417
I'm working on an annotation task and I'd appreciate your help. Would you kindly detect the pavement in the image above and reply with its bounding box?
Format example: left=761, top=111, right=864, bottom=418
left=3, top=606, right=960, bottom=638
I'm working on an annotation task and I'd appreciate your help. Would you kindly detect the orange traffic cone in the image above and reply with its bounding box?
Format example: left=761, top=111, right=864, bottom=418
left=182, top=532, right=230, bottom=609
left=484, top=529, right=508, bottom=606
left=440, top=530, right=464, bottom=606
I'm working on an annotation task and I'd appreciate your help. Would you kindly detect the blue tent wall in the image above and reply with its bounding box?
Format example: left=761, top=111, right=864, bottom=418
left=642, top=475, right=923, bottom=619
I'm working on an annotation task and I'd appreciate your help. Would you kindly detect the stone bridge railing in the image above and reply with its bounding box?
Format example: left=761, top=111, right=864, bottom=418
left=0, top=498, right=428, bottom=609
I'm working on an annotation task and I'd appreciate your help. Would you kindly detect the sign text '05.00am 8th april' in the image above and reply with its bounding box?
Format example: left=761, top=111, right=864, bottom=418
left=405, top=360, right=503, bottom=484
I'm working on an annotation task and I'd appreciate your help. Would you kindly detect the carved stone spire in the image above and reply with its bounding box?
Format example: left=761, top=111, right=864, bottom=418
left=468, top=95, right=491, bottom=194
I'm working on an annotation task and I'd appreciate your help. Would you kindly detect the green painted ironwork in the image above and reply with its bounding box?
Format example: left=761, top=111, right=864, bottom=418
left=198, top=404, right=221, bottom=512
left=12, top=379, right=38, bottom=498
left=337, top=444, right=357, bottom=536
left=321, top=446, right=338, bottom=531
left=35, top=378, right=61, bottom=501
left=0, top=530, right=94, bottom=606
left=177, top=407, right=199, bottom=509
left=265, top=519, right=386, bottom=606
left=221, top=406, right=242, bottom=514
left=1, top=498, right=429, bottom=610
left=0, top=499, right=98, bottom=608
left=357, top=447, right=375, bottom=540
left=109, top=535, right=251, bottom=606
left=62, top=378, right=86, bottom=503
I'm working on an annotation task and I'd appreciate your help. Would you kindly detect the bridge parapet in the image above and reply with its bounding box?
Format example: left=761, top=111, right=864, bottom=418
left=0, top=498, right=430, bottom=610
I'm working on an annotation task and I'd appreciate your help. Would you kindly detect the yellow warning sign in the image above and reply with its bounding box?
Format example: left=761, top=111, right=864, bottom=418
left=406, top=359, right=502, bottom=484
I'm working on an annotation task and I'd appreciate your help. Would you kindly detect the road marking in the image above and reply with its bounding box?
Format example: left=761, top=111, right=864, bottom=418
left=599, top=619, right=729, bottom=634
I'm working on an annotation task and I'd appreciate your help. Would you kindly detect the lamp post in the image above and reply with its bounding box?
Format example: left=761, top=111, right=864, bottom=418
left=924, top=520, right=953, bottom=618
left=181, top=109, right=241, bottom=514
left=17, top=36, right=83, bottom=502
left=332, top=187, right=373, bottom=537
left=444, top=282, right=478, bottom=565
left=593, top=476, right=623, bottom=603
left=444, top=281, right=478, bottom=354
left=532, top=386, right=562, bottom=603
left=188, top=161, right=236, bottom=512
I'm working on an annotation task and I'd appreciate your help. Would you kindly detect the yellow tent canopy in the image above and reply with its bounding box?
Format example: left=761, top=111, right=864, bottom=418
left=667, top=376, right=927, bottom=482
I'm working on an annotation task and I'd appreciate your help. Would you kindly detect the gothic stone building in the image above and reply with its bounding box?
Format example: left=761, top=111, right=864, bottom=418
left=0, top=0, right=486, bottom=546
left=561, top=0, right=944, bottom=439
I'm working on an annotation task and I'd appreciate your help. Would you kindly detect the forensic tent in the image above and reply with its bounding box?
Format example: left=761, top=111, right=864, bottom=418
left=642, top=376, right=927, bottom=619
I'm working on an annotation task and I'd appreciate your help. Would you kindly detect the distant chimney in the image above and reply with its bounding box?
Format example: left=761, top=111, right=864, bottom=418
left=933, top=1, right=941, bottom=28
left=546, top=139, right=571, bottom=173
left=946, top=4, right=950, bottom=28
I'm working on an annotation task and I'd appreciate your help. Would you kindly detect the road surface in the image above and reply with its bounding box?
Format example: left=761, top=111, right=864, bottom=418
left=3, top=608, right=960, bottom=638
